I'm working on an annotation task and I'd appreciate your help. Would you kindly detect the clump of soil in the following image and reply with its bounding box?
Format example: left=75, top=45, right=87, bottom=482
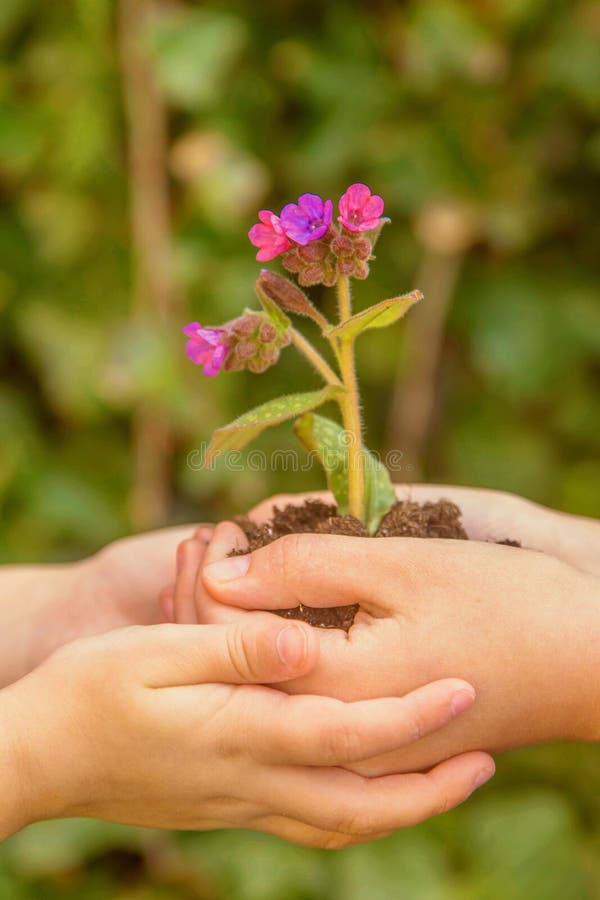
left=234, top=499, right=518, bottom=631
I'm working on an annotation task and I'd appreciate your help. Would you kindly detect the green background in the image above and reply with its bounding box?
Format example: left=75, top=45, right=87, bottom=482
left=1, top=0, right=599, bottom=896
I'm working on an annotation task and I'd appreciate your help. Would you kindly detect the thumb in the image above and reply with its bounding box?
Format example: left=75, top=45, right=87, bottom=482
left=135, top=618, right=320, bottom=688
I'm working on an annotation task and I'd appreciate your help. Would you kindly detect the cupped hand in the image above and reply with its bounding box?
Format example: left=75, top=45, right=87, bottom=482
left=0, top=617, right=492, bottom=847
left=11, top=526, right=205, bottom=683
left=249, top=485, right=600, bottom=576
left=170, top=522, right=600, bottom=775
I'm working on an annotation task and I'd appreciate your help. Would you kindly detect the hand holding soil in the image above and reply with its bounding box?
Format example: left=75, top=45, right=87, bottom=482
left=165, top=485, right=600, bottom=775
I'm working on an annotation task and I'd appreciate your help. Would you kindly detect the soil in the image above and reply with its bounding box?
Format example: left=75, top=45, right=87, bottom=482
left=234, top=499, right=519, bottom=631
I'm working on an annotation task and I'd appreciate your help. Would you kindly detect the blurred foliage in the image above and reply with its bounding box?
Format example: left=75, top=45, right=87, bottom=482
left=0, top=0, right=599, bottom=896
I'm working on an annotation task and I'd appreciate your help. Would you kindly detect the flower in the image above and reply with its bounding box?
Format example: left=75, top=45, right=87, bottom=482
left=248, top=211, right=293, bottom=262
left=183, top=323, right=229, bottom=376
left=338, top=183, right=384, bottom=232
left=223, top=313, right=291, bottom=374
left=280, top=193, right=333, bottom=245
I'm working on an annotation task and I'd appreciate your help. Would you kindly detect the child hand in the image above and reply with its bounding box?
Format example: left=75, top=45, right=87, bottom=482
left=195, top=525, right=600, bottom=776
left=0, top=617, right=492, bottom=847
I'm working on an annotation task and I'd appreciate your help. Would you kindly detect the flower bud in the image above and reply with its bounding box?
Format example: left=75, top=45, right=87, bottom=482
left=258, top=321, right=277, bottom=343
left=298, top=264, right=326, bottom=287
left=353, top=237, right=372, bottom=260
left=353, top=260, right=370, bottom=280
left=236, top=340, right=256, bottom=359
left=331, top=235, right=354, bottom=257
left=256, top=270, right=325, bottom=326
left=281, top=250, right=304, bottom=273
left=222, top=311, right=290, bottom=375
left=298, top=240, right=329, bottom=263
left=336, top=257, right=355, bottom=276
left=259, top=345, right=279, bottom=366
left=231, top=316, right=258, bottom=337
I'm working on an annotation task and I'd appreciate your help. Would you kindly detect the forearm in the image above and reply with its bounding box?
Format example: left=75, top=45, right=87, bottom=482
left=0, top=564, right=78, bottom=687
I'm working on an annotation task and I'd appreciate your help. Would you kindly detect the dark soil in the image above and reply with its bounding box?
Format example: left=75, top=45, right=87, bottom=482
left=234, top=499, right=519, bottom=631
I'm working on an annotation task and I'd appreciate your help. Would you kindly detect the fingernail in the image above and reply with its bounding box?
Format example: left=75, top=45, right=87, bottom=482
left=471, top=765, right=495, bottom=792
left=276, top=625, right=307, bottom=668
left=450, top=687, right=476, bottom=717
left=196, top=526, right=213, bottom=544
left=204, top=555, right=250, bottom=583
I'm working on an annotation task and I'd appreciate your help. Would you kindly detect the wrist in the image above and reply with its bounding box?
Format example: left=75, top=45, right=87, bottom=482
left=562, top=572, right=600, bottom=743
left=0, top=562, right=83, bottom=686
left=0, top=686, right=37, bottom=840
left=583, top=576, right=600, bottom=742
left=0, top=668, right=82, bottom=840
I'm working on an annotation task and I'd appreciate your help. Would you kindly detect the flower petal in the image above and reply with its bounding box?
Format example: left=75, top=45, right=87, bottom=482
left=202, top=342, right=228, bottom=376
left=185, top=339, right=209, bottom=365
left=362, top=195, right=384, bottom=219
left=344, top=183, right=371, bottom=208
left=297, top=193, right=325, bottom=218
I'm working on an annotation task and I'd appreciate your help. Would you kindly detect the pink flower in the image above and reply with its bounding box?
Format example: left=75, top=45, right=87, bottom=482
left=279, top=194, right=333, bottom=245
left=248, top=211, right=293, bottom=261
left=338, top=183, right=384, bottom=232
left=183, top=323, right=229, bottom=376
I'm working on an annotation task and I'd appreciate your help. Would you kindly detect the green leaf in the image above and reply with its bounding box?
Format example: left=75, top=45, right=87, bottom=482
left=294, top=413, right=396, bottom=533
left=205, top=387, right=340, bottom=465
left=254, top=292, right=291, bottom=336
left=326, top=290, right=423, bottom=341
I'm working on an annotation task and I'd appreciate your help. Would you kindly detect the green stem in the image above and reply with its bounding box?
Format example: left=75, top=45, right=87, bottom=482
left=334, top=276, right=364, bottom=521
left=290, top=328, right=342, bottom=387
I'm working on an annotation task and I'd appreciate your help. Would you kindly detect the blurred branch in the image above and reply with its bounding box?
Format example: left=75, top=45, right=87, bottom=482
left=118, top=0, right=181, bottom=529
left=384, top=203, right=479, bottom=477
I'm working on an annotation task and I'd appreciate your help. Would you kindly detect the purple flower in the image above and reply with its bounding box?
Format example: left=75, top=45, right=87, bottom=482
left=280, top=193, right=333, bottom=246
left=183, top=323, right=229, bottom=376
left=338, top=183, right=384, bottom=232
left=248, top=211, right=293, bottom=262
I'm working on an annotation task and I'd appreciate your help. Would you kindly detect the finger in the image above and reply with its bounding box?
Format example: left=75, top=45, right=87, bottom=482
left=394, top=483, right=533, bottom=543
left=158, top=586, right=174, bottom=623
left=204, top=520, right=249, bottom=562
left=254, top=679, right=476, bottom=766
left=202, top=532, right=428, bottom=611
left=173, top=539, right=206, bottom=624
left=255, top=751, right=495, bottom=836
left=135, top=618, right=320, bottom=688
left=252, top=814, right=391, bottom=849
left=190, top=521, right=251, bottom=625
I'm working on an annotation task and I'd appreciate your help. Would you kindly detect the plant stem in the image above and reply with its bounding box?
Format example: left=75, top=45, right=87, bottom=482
left=290, top=328, right=342, bottom=387
left=335, top=276, right=365, bottom=521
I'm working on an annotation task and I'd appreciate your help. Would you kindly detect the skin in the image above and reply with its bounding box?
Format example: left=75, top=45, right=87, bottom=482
left=0, top=527, right=494, bottom=846
left=167, top=486, right=600, bottom=775
left=0, top=526, right=196, bottom=687
left=248, top=485, right=600, bottom=577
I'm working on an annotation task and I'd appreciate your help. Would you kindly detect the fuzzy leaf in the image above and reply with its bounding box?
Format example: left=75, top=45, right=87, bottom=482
left=205, top=387, right=340, bottom=465
left=294, top=413, right=396, bottom=533
left=253, top=292, right=291, bottom=336
left=326, top=290, right=423, bottom=341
